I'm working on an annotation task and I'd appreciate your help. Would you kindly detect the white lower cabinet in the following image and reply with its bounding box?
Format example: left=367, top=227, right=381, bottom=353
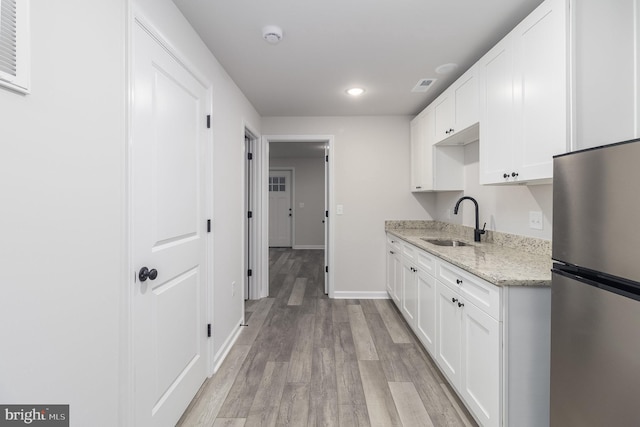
left=460, top=295, right=500, bottom=427
left=416, top=269, right=436, bottom=355
left=386, top=233, right=551, bottom=427
left=401, top=259, right=418, bottom=328
left=386, top=237, right=401, bottom=306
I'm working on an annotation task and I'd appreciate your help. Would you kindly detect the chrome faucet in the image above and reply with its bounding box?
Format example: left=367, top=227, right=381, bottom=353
left=453, top=196, right=486, bottom=242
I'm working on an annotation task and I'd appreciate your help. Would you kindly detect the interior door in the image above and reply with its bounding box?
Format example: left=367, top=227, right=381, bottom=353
left=132, top=22, right=209, bottom=427
left=268, top=170, right=292, bottom=247
left=324, top=146, right=329, bottom=295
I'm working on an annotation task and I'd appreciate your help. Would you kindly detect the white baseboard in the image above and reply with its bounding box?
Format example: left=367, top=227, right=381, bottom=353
left=211, top=318, right=243, bottom=374
left=292, top=245, right=324, bottom=250
left=332, top=291, right=390, bottom=299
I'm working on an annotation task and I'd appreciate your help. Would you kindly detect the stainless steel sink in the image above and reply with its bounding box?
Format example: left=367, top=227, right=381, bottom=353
left=421, top=238, right=470, bottom=247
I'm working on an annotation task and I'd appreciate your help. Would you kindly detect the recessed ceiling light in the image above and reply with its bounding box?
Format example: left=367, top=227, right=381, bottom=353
left=435, top=63, right=458, bottom=74
left=346, top=87, right=365, bottom=96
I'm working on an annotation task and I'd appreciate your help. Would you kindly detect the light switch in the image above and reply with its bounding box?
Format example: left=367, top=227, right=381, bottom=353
left=299, top=202, right=305, bottom=208
left=336, top=204, right=344, bottom=215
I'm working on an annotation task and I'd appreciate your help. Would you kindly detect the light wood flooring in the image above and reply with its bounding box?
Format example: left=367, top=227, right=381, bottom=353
left=178, top=248, right=477, bottom=427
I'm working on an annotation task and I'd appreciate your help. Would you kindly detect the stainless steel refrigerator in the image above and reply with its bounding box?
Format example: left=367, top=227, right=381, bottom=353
left=551, top=139, right=640, bottom=426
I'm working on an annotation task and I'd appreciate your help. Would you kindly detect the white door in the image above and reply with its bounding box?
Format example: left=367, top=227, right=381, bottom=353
left=324, top=147, right=329, bottom=294
left=269, top=170, right=292, bottom=247
left=132, top=23, right=209, bottom=427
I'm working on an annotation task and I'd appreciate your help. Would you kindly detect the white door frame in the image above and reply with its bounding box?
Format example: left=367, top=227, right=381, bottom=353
left=269, top=167, right=295, bottom=247
left=258, top=135, right=335, bottom=298
left=121, top=9, right=215, bottom=426
left=244, top=127, right=259, bottom=301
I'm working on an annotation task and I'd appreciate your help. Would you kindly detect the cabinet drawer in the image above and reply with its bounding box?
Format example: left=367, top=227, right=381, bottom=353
left=402, top=242, right=416, bottom=262
left=416, top=249, right=435, bottom=276
left=437, top=260, right=501, bottom=320
left=387, top=234, right=401, bottom=251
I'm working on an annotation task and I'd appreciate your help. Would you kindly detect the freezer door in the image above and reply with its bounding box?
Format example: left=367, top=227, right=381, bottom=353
left=553, top=140, right=640, bottom=282
left=550, top=270, right=640, bottom=426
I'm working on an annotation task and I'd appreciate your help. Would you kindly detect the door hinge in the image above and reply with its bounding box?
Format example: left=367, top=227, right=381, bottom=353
left=207, top=219, right=211, bottom=233
left=247, top=152, right=253, bottom=160
left=325, top=210, right=328, bottom=218
left=325, top=155, right=328, bottom=162
left=248, top=211, right=253, bottom=219
left=325, top=266, right=328, bottom=273
left=206, top=115, right=211, bottom=129
left=248, top=269, right=253, bottom=277
left=207, top=323, right=211, bottom=338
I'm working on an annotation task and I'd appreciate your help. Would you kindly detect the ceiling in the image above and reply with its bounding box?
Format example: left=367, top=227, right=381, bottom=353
left=173, top=0, right=544, bottom=117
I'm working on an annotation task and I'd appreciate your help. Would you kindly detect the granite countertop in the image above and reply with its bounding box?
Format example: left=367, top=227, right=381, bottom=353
left=386, top=221, right=552, bottom=287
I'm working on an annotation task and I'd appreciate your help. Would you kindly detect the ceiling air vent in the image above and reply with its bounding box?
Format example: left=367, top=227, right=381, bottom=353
left=411, top=78, right=436, bottom=93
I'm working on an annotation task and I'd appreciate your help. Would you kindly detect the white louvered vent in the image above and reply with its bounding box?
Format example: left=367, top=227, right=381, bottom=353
left=0, top=0, right=29, bottom=93
left=411, top=78, right=437, bottom=93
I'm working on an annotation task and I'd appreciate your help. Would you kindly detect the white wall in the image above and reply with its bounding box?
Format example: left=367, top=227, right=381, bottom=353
left=0, top=1, right=126, bottom=425
left=270, top=157, right=325, bottom=248
left=134, top=0, right=261, bottom=363
left=262, top=116, right=435, bottom=296
left=435, top=141, right=553, bottom=240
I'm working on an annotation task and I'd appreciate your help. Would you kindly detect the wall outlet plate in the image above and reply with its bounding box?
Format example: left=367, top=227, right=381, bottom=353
left=529, top=211, right=543, bottom=230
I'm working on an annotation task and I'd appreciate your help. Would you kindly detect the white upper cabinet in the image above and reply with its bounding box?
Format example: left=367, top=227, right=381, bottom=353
left=410, top=106, right=464, bottom=192
left=479, top=0, right=568, bottom=185
left=434, top=66, right=480, bottom=145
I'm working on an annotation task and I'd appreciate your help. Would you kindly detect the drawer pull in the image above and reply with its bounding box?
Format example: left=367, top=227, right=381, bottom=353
left=456, top=279, right=463, bottom=284
left=451, top=298, right=458, bottom=303
left=458, top=302, right=465, bottom=308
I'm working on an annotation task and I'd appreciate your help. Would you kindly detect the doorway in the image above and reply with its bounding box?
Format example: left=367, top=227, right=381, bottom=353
left=256, top=135, right=335, bottom=299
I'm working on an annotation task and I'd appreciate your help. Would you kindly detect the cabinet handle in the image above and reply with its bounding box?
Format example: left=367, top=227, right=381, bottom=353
left=512, top=172, right=519, bottom=177
left=456, top=279, right=462, bottom=284
left=503, top=173, right=509, bottom=179
left=390, top=251, right=395, bottom=254
left=415, top=186, right=422, bottom=189
left=458, top=302, right=465, bottom=308
left=451, top=297, right=458, bottom=303
left=449, top=128, right=454, bottom=134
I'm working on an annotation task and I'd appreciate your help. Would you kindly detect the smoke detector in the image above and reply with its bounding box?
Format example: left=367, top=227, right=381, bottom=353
left=262, top=25, right=283, bottom=44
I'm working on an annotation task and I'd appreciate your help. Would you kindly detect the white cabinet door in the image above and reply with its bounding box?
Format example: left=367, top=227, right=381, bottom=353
left=480, top=0, right=567, bottom=185
left=386, top=243, right=395, bottom=295
left=434, top=93, right=455, bottom=142
left=401, top=261, right=418, bottom=328
left=513, top=0, right=568, bottom=182
left=461, top=301, right=501, bottom=427
left=436, top=282, right=462, bottom=387
left=410, top=107, right=435, bottom=192
left=479, top=37, right=515, bottom=185
left=392, top=251, right=402, bottom=306
left=416, top=270, right=437, bottom=355
left=453, top=68, right=479, bottom=133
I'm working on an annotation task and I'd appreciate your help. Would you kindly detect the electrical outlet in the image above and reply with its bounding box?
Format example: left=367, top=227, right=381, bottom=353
left=336, top=204, right=344, bottom=215
left=529, top=211, right=543, bottom=230
left=232, top=281, right=236, bottom=296
left=299, top=202, right=305, bottom=208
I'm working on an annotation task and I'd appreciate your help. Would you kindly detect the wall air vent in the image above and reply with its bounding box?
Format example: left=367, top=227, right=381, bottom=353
left=0, top=0, right=30, bottom=93
left=411, top=78, right=436, bottom=93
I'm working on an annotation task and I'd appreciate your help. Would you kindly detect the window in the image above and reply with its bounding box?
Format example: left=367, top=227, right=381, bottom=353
left=269, top=176, right=286, bottom=192
left=0, top=0, right=29, bottom=93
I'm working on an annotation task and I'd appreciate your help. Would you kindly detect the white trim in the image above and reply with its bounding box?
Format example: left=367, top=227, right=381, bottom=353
left=293, top=245, right=324, bottom=250
left=260, top=135, right=335, bottom=299
left=333, top=291, right=391, bottom=300
left=0, top=0, right=30, bottom=94
left=211, top=322, right=244, bottom=373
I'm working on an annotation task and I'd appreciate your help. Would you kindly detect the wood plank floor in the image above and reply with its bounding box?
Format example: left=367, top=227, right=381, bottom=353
left=178, top=248, right=477, bottom=427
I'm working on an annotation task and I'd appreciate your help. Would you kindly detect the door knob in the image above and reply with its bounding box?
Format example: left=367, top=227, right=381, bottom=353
left=139, top=267, right=158, bottom=282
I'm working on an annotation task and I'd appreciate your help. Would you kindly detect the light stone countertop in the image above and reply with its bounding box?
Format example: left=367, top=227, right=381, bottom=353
left=386, top=221, right=552, bottom=287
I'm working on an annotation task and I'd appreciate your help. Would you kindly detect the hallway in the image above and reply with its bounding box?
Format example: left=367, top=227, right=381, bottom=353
left=178, top=248, right=476, bottom=426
